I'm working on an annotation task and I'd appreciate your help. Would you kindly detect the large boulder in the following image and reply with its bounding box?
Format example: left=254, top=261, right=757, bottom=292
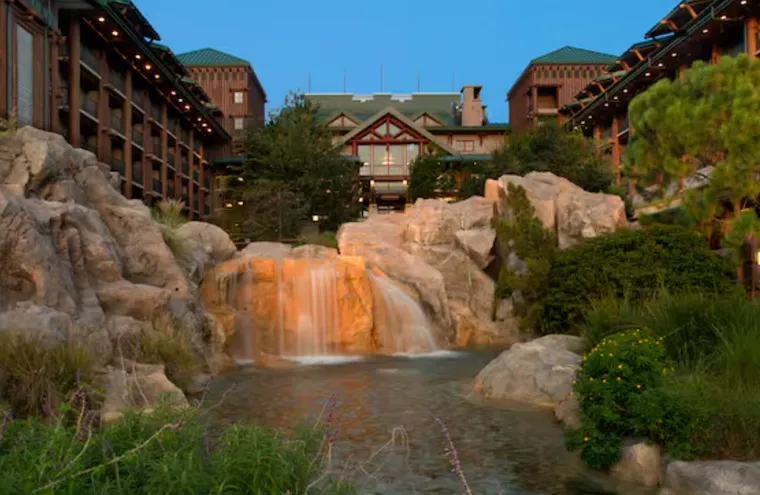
left=454, top=228, right=496, bottom=269
left=176, top=221, right=237, bottom=282
left=610, top=439, right=663, bottom=487
left=660, top=461, right=760, bottom=495
left=472, top=334, right=583, bottom=407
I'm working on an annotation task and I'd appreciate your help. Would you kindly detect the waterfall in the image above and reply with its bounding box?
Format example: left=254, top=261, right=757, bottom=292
left=208, top=255, right=439, bottom=363
left=369, top=273, right=438, bottom=354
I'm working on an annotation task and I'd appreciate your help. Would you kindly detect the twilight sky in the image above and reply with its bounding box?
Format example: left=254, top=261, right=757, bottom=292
left=133, top=0, right=670, bottom=123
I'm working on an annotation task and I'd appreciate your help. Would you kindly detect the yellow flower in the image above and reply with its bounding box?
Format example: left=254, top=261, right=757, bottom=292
left=636, top=384, right=642, bottom=389
left=617, top=377, right=622, bottom=382
left=663, top=368, right=668, bottom=375
left=573, top=380, right=577, bottom=385
left=584, top=436, right=590, bottom=442
left=602, top=379, right=607, bottom=384
left=618, top=364, right=623, bottom=369
left=589, top=377, right=595, bottom=382
left=608, top=353, right=613, bottom=357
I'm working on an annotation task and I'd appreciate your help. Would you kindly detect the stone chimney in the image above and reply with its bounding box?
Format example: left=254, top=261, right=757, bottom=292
left=460, top=85, right=484, bottom=126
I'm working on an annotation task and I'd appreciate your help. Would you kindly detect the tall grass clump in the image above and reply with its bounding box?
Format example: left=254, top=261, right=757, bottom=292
left=114, top=316, right=203, bottom=392
left=0, top=332, right=94, bottom=419
left=152, top=199, right=188, bottom=263
left=572, top=290, right=760, bottom=465
left=0, top=405, right=351, bottom=494
left=0, top=109, right=18, bottom=137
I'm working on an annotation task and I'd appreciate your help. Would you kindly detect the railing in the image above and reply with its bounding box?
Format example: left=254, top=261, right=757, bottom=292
left=203, top=173, right=211, bottom=190
left=203, top=204, right=211, bottom=216
left=151, top=137, right=161, bottom=156
left=111, top=113, right=124, bottom=134
left=150, top=102, right=161, bottom=122
left=132, top=129, right=143, bottom=146
left=167, top=117, right=179, bottom=135
left=167, top=152, right=176, bottom=168
left=193, top=140, right=201, bottom=153
left=180, top=158, right=188, bottom=176
left=167, top=178, right=176, bottom=197
left=109, top=70, right=126, bottom=94
left=80, top=91, right=97, bottom=116
left=111, top=157, right=125, bottom=176
left=80, top=43, right=100, bottom=72
left=83, top=139, right=97, bottom=154
left=153, top=179, right=162, bottom=194
left=132, top=89, right=145, bottom=109
left=132, top=162, right=143, bottom=185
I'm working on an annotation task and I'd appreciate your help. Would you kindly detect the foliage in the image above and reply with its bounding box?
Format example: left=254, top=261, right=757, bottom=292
left=490, top=122, right=613, bottom=192
left=127, top=316, right=204, bottom=392
left=567, top=329, right=670, bottom=469
left=297, top=231, right=339, bottom=249
left=542, top=225, right=736, bottom=334
left=225, top=92, right=360, bottom=240
left=0, top=333, right=94, bottom=419
left=722, top=209, right=760, bottom=266
left=407, top=145, right=453, bottom=200
left=493, top=183, right=556, bottom=331
left=152, top=199, right=189, bottom=266
left=575, top=291, right=760, bottom=464
left=625, top=54, right=760, bottom=238
left=0, top=109, right=18, bottom=137
left=0, top=406, right=351, bottom=494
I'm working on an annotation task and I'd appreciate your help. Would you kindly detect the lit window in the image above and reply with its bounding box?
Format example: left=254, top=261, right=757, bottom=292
left=234, top=117, right=244, bottom=130
left=234, top=91, right=244, bottom=104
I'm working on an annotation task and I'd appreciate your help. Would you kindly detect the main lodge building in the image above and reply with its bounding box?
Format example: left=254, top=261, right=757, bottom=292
left=561, top=0, right=760, bottom=182
left=306, top=86, right=509, bottom=211
left=1, top=0, right=265, bottom=220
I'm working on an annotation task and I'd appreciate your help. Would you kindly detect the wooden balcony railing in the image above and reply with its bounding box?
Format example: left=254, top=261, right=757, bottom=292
left=80, top=43, right=99, bottom=71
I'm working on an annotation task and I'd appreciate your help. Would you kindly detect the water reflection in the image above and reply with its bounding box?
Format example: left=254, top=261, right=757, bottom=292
left=204, top=353, right=656, bottom=495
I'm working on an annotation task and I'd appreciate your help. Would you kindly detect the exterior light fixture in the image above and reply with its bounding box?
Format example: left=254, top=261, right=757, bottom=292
left=624, top=88, right=629, bottom=93
left=604, top=103, right=609, bottom=107
left=742, top=0, right=748, bottom=5
left=237, top=176, right=244, bottom=182
left=581, top=121, right=586, bottom=125
left=144, top=64, right=152, bottom=70
left=111, top=30, right=119, bottom=36
left=370, top=179, right=375, bottom=187
left=178, top=98, right=183, bottom=102
left=756, top=250, right=760, bottom=265
left=237, top=201, right=244, bottom=206
left=402, top=179, right=408, bottom=186
left=98, top=16, right=106, bottom=23
left=225, top=202, right=233, bottom=208
left=202, top=123, right=208, bottom=127
left=657, top=62, right=664, bottom=67
left=184, top=105, right=191, bottom=110
left=197, top=117, right=202, bottom=121
left=614, top=96, right=619, bottom=100
left=135, top=54, right=141, bottom=60
left=721, top=15, right=727, bottom=20
left=703, top=28, right=709, bottom=34
left=154, top=74, right=160, bottom=79
left=312, top=215, right=319, bottom=222
left=645, top=72, right=651, bottom=77
left=171, top=91, right=177, bottom=96
left=359, top=197, right=364, bottom=203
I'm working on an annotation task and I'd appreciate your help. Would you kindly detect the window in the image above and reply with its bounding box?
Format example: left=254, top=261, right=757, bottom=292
left=234, top=91, right=244, bottom=104
left=455, top=140, right=475, bottom=152
left=234, top=117, right=244, bottom=130
left=16, top=25, right=34, bottom=126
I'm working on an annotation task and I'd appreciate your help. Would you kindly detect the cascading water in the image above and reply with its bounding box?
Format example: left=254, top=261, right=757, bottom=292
left=207, top=255, right=439, bottom=364
left=369, top=274, right=438, bottom=354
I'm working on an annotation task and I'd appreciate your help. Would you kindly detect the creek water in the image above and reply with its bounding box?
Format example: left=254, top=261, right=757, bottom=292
left=204, top=352, right=656, bottom=495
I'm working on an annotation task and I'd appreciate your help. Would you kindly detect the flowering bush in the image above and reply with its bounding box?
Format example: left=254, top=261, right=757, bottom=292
left=567, top=329, right=671, bottom=469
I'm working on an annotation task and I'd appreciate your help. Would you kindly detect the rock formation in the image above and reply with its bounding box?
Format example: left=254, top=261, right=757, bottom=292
left=0, top=126, right=235, bottom=417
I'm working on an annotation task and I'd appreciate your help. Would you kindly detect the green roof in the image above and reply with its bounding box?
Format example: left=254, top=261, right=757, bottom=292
left=530, top=46, right=618, bottom=65
left=306, top=93, right=463, bottom=127
left=176, top=48, right=251, bottom=67
left=438, top=154, right=493, bottom=162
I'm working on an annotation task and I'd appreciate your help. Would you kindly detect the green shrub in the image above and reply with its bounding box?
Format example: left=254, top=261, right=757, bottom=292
left=0, top=406, right=349, bottom=494
left=567, top=329, right=670, bottom=469
left=542, top=225, right=736, bottom=334
left=0, top=333, right=94, bottom=418
left=297, top=230, right=339, bottom=249
left=0, top=109, right=18, bottom=137
left=493, top=183, right=556, bottom=331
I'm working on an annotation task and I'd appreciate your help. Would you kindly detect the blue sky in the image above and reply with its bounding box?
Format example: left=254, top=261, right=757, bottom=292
left=134, top=0, right=670, bottom=123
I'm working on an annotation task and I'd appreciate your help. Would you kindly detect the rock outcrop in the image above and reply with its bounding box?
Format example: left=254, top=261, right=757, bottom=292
left=485, top=171, right=627, bottom=248
left=610, top=440, right=663, bottom=487
left=0, top=127, right=235, bottom=416
left=660, top=461, right=760, bottom=495
left=472, top=334, right=583, bottom=408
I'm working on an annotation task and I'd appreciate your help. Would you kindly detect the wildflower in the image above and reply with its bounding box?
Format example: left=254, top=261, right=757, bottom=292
left=608, top=353, right=613, bottom=357
left=602, top=379, right=607, bottom=384
left=618, top=364, right=623, bottom=369
left=663, top=368, right=668, bottom=375
left=589, top=377, right=595, bottom=382
left=617, top=377, right=622, bottom=382
left=573, top=380, right=577, bottom=385
left=636, top=384, right=642, bottom=389
left=584, top=436, right=590, bottom=442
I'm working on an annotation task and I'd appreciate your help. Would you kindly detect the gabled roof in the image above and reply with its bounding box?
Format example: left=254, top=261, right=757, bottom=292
left=176, top=48, right=251, bottom=67
left=336, top=107, right=456, bottom=154
left=307, top=93, right=463, bottom=127
left=530, top=46, right=618, bottom=65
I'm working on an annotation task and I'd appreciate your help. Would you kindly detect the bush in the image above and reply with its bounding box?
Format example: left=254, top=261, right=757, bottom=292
left=0, top=109, right=18, bottom=137
left=297, top=231, right=338, bottom=249
left=490, top=122, right=613, bottom=192
left=576, top=291, right=760, bottom=464
left=493, top=183, right=556, bottom=331
left=0, top=406, right=350, bottom=494
left=567, top=329, right=670, bottom=469
left=0, top=333, right=94, bottom=419
left=542, top=225, right=737, bottom=334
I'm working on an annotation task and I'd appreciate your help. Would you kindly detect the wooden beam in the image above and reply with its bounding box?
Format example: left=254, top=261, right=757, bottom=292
left=680, top=3, right=698, bottom=19
left=632, top=49, right=645, bottom=62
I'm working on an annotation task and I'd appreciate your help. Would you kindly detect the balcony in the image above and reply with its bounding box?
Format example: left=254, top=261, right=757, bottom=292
left=80, top=91, right=98, bottom=120
left=152, top=179, right=163, bottom=195
left=132, top=129, right=144, bottom=147
left=167, top=152, right=176, bottom=169
left=110, top=114, right=125, bottom=135
left=180, top=158, right=189, bottom=177
left=132, top=89, right=145, bottom=112
left=132, top=162, right=144, bottom=186
left=167, top=179, right=176, bottom=198
left=150, top=102, right=162, bottom=124
left=111, top=157, right=125, bottom=176
left=203, top=204, right=211, bottom=216
left=107, top=70, right=126, bottom=96
left=80, top=44, right=100, bottom=74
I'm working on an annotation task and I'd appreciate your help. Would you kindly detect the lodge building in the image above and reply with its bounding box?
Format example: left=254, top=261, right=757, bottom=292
left=562, top=0, right=760, bottom=181
left=0, top=0, right=254, bottom=220
left=507, top=46, right=618, bottom=134
left=305, top=86, right=509, bottom=212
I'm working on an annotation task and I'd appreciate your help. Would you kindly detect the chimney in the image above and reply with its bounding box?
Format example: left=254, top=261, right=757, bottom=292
left=460, top=85, right=484, bottom=126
